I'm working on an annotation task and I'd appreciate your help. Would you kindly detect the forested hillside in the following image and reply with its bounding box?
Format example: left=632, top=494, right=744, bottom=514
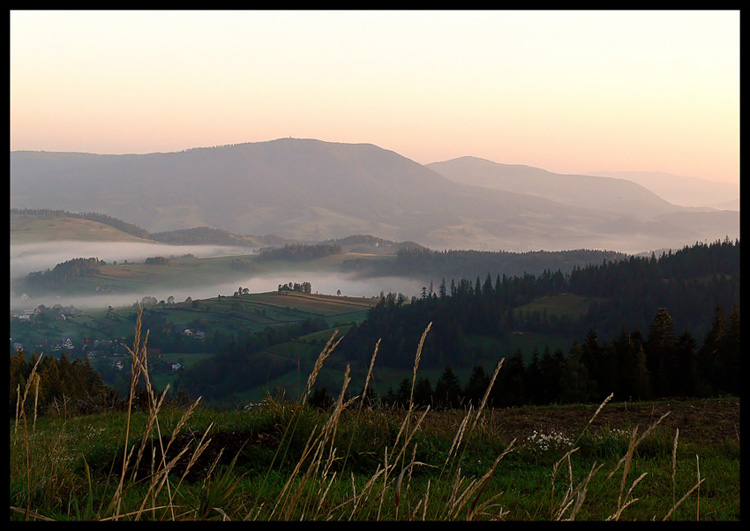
left=343, top=246, right=630, bottom=281
left=171, top=239, right=739, bottom=407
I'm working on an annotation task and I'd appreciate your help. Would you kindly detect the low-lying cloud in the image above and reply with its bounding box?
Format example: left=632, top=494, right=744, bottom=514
left=10, top=240, right=255, bottom=280
left=10, top=241, right=424, bottom=311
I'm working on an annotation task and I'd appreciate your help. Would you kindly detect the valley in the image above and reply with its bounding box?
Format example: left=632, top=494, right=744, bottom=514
left=9, top=208, right=739, bottom=410
left=8, top=138, right=740, bottom=409
left=11, top=210, right=615, bottom=402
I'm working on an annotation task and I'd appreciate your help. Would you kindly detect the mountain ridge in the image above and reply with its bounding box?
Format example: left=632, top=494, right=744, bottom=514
left=583, top=169, right=739, bottom=209
left=10, top=138, right=739, bottom=254
left=425, top=156, right=681, bottom=219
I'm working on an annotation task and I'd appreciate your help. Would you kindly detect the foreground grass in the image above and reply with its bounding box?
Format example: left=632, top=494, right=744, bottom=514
left=9, top=314, right=740, bottom=521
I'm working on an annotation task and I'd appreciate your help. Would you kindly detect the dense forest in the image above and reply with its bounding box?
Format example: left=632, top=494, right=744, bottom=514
left=366, top=304, right=740, bottom=410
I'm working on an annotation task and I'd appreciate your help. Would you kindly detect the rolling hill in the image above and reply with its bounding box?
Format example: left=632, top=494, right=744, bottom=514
left=10, top=209, right=156, bottom=245
left=10, top=138, right=740, bottom=253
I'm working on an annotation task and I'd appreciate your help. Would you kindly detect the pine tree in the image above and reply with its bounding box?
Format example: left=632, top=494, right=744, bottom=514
left=697, top=305, right=726, bottom=395
left=645, top=308, right=677, bottom=397
left=464, top=365, right=490, bottom=407
left=492, top=349, right=526, bottom=407
left=722, top=305, right=740, bottom=394
left=412, top=377, right=433, bottom=407
left=558, top=345, right=595, bottom=404
left=434, top=366, right=462, bottom=409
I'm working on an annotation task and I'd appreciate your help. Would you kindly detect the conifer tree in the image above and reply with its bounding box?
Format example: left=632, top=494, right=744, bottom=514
left=434, top=366, right=462, bottom=409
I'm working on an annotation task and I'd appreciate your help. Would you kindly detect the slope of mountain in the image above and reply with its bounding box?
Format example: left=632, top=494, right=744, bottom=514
left=425, top=156, right=681, bottom=219
left=584, top=170, right=739, bottom=210
left=10, top=209, right=157, bottom=245
left=10, top=138, right=740, bottom=254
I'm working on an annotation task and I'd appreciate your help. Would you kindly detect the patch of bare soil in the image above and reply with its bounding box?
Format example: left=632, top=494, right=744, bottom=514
left=479, top=397, right=740, bottom=447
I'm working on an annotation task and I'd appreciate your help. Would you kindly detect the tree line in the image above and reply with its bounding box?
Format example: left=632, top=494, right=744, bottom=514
left=376, top=304, right=738, bottom=409
left=341, top=245, right=630, bottom=281
left=306, top=303, right=739, bottom=411
left=278, top=282, right=313, bottom=294
left=257, top=242, right=342, bottom=262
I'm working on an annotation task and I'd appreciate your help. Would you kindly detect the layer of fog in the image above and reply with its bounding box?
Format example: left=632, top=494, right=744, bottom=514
left=10, top=240, right=257, bottom=280
left=10, top=241, right=424, bottom=312
left=11, top=272, right=424, bottom=312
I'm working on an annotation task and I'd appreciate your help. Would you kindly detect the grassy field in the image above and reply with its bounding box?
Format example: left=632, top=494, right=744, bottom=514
left=10, top=211, right=155, bottom=245
left=516, top=292, right=602, bottom=320
left=9, top=317, right=740, bottom=521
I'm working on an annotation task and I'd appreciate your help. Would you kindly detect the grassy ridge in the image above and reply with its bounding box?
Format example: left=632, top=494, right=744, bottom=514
left=10, top=210, right=155, bottom=244
left=9, top=312, right=740, bottom=521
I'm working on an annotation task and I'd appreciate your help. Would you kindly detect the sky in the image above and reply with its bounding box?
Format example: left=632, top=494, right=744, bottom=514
left=10, top=10, right=740, bottom=185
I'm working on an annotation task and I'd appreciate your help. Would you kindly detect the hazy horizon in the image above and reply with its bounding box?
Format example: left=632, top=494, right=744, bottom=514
left=10, top=10, right=739, bottom=187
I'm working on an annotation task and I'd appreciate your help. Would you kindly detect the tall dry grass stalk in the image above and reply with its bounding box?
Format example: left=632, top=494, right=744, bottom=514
left=660, top=432, right=705, bottom=522
left=573, top=392, right=613, bottom=448
left=439, top=358, right=505, bottom=484
left=103, top=307, right=210, bottom=521
left=252, top=328, right=344, bottom=518
left=671, top=428, right=679, bottom=515
left=339, top=338, right=381, bottom=473
left=409, top=322, right=432, bottom=407
left=12, top=352, right=44, bottom=516
left=300, top=329, right=342, bottom=405
left=695, top=454, right=701, bottom=520
left=545, top=392, right=616, bottom=520
left=607, top=410, right=671, bottom=483
left=605, top=410, right=673, bottom=521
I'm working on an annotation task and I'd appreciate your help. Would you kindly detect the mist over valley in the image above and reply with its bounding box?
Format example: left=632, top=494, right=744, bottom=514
left=10, top=138, right=740, bottom=314
left=9, top=238, right=425, bottom=312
